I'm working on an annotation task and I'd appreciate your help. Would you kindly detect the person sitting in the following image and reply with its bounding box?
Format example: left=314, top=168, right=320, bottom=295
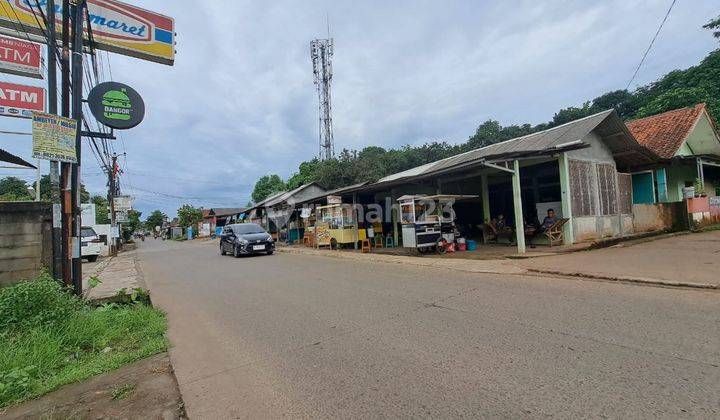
left=529, top=209, right=558, bottom=247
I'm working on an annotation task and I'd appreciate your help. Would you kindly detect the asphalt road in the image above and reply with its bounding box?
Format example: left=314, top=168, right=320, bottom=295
left=138, top=238, right=720, bottom=419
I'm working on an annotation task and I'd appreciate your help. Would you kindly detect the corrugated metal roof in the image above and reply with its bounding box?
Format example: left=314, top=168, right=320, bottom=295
left=295, top=181, right=370, bottom=205
left=378, top=110, right=616, bottom=184
left=264, top=182, right=323, bottom=207
left=375, top=109, right=658, bottom=185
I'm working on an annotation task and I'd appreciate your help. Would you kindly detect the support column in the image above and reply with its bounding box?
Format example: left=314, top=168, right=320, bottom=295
left=352, top=193, right=359, bottom=250
left=511, top=160, right=526, bottom=254
left=481, top=173, right=490, bottom=223
left=391, top=189, right=398, bottom=246
left=558, top=153, right=574, bottom=245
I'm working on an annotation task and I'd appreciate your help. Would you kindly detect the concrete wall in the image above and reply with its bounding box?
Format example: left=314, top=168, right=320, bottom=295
left=632, top=202, right=688, bottom=233
left=0, top=202, right=53, bottom=286
left=573, top=214, right=633, bottom=242
left=567, top=131, right=616, bottom=164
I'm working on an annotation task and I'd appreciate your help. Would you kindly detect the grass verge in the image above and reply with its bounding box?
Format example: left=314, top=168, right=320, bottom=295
left=0, top=272, right=167, bottom=408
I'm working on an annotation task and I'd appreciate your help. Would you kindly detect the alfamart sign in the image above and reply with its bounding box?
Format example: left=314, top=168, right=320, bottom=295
left=0, top=0, right=175, bottom=65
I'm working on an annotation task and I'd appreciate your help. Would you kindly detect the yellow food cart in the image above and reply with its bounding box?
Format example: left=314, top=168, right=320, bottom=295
left=316, top=203, right=359, bottom=248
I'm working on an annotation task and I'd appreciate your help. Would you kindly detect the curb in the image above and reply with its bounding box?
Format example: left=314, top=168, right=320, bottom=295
left=526, top=268, right=719, bottom=290
left=277, top=246, right=527, bottom=275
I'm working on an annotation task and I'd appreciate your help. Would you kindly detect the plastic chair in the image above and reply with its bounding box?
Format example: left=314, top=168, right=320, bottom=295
left=361, top=239, right=372, bottom=253
left=385, top=235, right=394, bottom=248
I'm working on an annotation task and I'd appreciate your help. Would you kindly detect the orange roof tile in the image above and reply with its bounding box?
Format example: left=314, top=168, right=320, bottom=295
left=626, top=104, right=706, bottom=159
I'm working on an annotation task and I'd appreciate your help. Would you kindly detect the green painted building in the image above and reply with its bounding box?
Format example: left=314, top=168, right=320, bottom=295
left=626, top=104, right=720, bottom=203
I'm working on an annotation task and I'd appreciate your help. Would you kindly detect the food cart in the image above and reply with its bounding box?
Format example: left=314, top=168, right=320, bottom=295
left=315, top=203, right=359, bottom=248
left=398, top=194, right=476, bottom=253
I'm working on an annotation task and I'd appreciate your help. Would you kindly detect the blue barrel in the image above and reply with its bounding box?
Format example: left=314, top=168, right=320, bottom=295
left=466, top=239, right=477, bottom=251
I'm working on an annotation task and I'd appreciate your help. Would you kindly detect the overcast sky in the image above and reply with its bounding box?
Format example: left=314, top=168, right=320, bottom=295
left=1, top=0, right=718, bottom=218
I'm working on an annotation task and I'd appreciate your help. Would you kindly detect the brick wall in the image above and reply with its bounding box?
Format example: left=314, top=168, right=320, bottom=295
left=0, top=202, right=53, bottom=286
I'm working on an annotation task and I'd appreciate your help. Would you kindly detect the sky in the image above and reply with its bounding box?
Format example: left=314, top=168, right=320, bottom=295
left=1, top=0, right=718, bottom=218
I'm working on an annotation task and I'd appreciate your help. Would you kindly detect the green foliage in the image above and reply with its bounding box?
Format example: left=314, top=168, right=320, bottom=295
left=0, top=272, right=83, bottom=334
left=0, top=274, right=167, bottom=407
left=0, top=177, right=32, bottom=201
left=251, top=174, right=287, bottom=203
left=251, top=45, right=720, bottom=194
left=111, top=383, right=135, bottom=400
left=38, top=175, right=91, bottom=203
left=90, top=195, right=110, bottom=224
left=144, top=210, right=166, bottom=230
left=705, top=15, right=719, bottom=39
left=176, top=204, right=203, bottom=229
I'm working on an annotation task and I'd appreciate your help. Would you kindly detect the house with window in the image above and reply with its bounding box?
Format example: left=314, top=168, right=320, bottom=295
left=626, top=104, right=720, bottom=203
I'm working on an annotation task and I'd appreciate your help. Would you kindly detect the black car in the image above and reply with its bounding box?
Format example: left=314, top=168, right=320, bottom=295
left=220, top=223, right=275, bottom=257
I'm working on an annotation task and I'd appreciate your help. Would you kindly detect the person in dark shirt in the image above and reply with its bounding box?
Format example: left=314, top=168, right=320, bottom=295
left=529, top=209, right=558, bottom=248
left=540, top=209, right=558, bottom=230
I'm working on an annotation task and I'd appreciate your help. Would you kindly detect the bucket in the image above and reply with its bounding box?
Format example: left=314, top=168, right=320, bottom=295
left=466, top=240, right=477, bottom=251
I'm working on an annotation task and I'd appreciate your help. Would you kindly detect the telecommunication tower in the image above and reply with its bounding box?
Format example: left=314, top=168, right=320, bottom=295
left=310, top=38, right=334, bottom=160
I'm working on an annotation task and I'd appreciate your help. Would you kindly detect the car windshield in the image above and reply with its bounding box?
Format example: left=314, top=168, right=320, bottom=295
left=81, top=227, right=97, bottom=238
left=232, top=224, right=266, bottom=235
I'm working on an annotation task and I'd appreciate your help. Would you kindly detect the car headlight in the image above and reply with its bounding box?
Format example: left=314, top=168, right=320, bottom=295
left=237, top=238, right=248, bottom=244
left=266, top=235, right=273, bottom=242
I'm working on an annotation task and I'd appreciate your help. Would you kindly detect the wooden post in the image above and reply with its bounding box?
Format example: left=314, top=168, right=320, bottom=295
left=391, top=189, right=398, bottom=246
left=481, top=173, right=491, bottom=223
left=558, top=153, right=574, bottom=245
left=352, top=193, right=359, bottom=250
left=512, top=160, right=526, bottom=254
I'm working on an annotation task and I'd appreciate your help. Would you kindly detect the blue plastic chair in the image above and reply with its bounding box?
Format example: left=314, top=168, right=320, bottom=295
left=385, top=235, right=394, bottom=248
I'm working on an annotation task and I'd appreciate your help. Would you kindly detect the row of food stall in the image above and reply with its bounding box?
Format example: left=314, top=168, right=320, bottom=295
left=240, top=109, right=662, bottom=254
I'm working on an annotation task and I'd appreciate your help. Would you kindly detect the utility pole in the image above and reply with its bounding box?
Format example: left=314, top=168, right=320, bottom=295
left=108, top=154, right=117, bottom=256
left=60, top=0, right=71, bottom=287
left=70, top=0, right=87, bottom=296
left=47, top=0, right=63, bottom=280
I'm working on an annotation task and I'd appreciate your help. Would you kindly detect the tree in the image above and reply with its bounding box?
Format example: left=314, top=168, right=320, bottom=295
left=251, top=174, right=286, bottom=203
left=177, top=204, right=203, bottom=230
left=90, top=195, right=110, bottom=224
left=38, top=174, right=90, bottom=203
left=144, top=210, right=166, bottom=230
left=286, top=160, right=320, bottom=190
left=121, top=209, right=142, bottom=240
left=0, top=176, right=31, bottom=201
left=704, top=15, right=719, bottom=39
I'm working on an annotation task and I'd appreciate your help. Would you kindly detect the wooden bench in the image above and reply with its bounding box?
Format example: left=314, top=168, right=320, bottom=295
left=481, top=222, right=515, bottom=245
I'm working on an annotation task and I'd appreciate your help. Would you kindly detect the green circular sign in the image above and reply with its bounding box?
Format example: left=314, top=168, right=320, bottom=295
left=87, top=82, right=145, bottom=130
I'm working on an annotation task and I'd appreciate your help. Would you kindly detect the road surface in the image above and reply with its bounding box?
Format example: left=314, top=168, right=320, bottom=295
left=137, top=238, right=719, bottom=418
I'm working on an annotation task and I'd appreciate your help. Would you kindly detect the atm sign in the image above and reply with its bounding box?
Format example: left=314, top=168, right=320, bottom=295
left=0, top=81, right=45, bottom=119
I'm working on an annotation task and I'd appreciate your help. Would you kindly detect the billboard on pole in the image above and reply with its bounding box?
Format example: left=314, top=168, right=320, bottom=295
left=0, top=35, right=42, bottom=79
left=31, top=112, right=78, bottom=163
left=0, top=81, right=45, bottom=118
left=0, top=0, right=175, bottom=66
left=113, top=195, right=133, bottom=212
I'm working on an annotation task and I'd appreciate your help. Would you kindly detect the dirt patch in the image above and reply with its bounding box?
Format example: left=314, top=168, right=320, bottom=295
left=0, top=353, right=185, bottom=419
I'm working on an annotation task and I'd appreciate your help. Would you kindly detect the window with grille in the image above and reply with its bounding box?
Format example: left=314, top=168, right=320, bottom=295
left=597, top=163, right=618, bottom=215
left=569, top=160, right=597, bottom=216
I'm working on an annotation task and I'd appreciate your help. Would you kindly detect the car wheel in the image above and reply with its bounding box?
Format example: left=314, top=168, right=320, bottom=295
left=266, top=250, right=274, bottom=255
left=87, top=255, right=98, bottom=262
left=220, top=244, right=226, bottom=255
left=233, top=245, right=241, bottom=258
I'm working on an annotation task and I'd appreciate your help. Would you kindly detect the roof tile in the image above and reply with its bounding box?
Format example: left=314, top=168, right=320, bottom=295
left=626, top=104, right=706, bottom=159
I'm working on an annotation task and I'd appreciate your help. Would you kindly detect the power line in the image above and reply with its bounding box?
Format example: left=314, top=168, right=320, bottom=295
left=625, top=0, right=677, bottom=90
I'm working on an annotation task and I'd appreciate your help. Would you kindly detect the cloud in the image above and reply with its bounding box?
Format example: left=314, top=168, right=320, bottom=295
left=1, top=0, right=717, bottom=217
